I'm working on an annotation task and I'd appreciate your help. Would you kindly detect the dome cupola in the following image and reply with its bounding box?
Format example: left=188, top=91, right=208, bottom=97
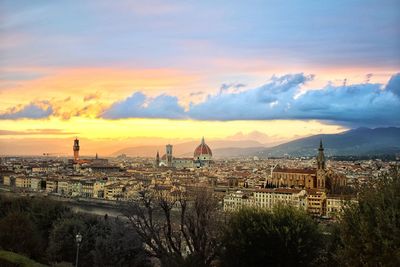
left=194, top=137, right=212, bottom=159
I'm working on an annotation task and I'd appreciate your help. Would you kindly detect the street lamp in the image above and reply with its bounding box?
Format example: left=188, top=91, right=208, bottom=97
left=75, top=232, right=82, bottom=267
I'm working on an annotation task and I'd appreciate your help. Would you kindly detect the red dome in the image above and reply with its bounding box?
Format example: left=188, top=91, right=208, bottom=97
left=194, top=138, right=212, bottom=157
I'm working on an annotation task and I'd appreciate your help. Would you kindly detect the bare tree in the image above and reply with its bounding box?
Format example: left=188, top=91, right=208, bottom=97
left=122, top=187, right=221, bottom=267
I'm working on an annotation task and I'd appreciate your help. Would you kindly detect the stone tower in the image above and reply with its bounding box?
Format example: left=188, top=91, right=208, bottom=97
left=73, top=138, right=80, bottom=161
left=155, top=151, right=160, bottom=167
left=316, top=139, right=326, bottom=189
left=166, top=144, right=173, bottom=167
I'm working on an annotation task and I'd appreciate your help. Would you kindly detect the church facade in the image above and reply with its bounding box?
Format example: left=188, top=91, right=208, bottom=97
left=266, top=140, right=344, bottom=191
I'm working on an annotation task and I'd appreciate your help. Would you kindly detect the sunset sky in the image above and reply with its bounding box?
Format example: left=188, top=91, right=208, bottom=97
left=1, top=0, right=399, bottom=155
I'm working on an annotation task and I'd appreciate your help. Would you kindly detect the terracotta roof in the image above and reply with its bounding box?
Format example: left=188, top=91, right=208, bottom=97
left=306, top=188, right=326, bottom=194
left=255, top=188, right=302, bottom=194
left=194, top=138, right=212, bottom=157
left=274, top=188, right=302, bottom=194
left=274, top=168, right=316, bottom=174
left=254, top=188, right=275, bottom=193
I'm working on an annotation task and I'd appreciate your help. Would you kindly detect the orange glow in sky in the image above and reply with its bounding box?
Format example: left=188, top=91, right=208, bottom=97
left=1, top=1, right=399, bottom=155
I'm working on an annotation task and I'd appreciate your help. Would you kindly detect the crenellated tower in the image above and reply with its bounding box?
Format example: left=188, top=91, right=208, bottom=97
left=155, top=151, right=160, bottom=167
left=73, top=138, right=80, bottom=161
left=316, top=139, right=326, bottom=189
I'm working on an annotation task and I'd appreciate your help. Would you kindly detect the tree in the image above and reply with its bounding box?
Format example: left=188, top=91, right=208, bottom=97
left=93, top=219, right=150, bottom=267
left=122, top=188, right=222, bottom=267
left=48, top=213, right=150, bottom=267
left=0, top=212, right=42, bottom=258
left=46, top=214, right=95, bottom=266
left=220, top=206, right=324, bottom=267
left=337, top=166, right=400, bottom=266
left=28, top=198, right=72, bottom=259
left=0, top=196, right=30, bottom=217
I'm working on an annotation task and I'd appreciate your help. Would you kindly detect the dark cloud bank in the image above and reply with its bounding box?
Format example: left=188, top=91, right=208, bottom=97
left=102, top=73, right=400, bottom=127
left=0, top=102, right=53, bottom=120
left=1, top=73, right=399, bottom=128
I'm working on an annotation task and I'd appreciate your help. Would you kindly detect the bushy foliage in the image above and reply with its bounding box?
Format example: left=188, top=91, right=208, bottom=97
left=0, top=212, right=42, bottom=258
left=0, top=196, right=69, bottom=261
left=220, top=206, right=323, bottom=267
left=46, top=213, right=150, bottom=267
left=337, top=166, right=400, bottom=266
left=0, top=196, right=148, bottom=266
left=46, top=215, right=87, bottom=264
left=93, top=219, right=150, bottom=267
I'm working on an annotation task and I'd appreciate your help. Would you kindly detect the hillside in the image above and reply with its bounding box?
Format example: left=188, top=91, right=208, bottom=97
left=111, top=127, right=400, bottom=158
left=256, top=127, right=400, bottom=157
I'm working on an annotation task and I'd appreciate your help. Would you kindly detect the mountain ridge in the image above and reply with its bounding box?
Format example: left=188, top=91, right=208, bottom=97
left=255, top=127, right=400, bottom=157
left=111, top=127, right=400, bottom=158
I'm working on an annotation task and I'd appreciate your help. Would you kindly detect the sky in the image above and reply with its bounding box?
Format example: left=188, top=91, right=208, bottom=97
left=0, top=0, right=399, bottom=155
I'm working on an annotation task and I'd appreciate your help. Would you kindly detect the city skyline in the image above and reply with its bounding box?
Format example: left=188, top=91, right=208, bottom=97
left=0, top=2, right=399, bottom=266
left=1, top=0, right=399, bottom=155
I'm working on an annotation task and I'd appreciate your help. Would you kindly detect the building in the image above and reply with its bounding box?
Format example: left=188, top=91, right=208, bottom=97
left=155, top=151, right=160, bottom=168
left=224, top=188, right=307, bottom=212
left=268, top=168, right=317, bottom=189
left=30, top=177, right=42, bottom=191
left=15, top=176, right=31, bottom=189
left=81, top=180, right=95, bottom=198
left=105, top=183, right=125, bottom=201
left=70, top=180, right=83, bottom=197
left=253, top=189, right=274, bottom=209
left=73, top=138, right=80, bottom=162
left=90, top=164, right=120, bottom=173
left=31, top=166, right=47, bottom=173
left=254, top=188, right=307, bottom=210
left=306, top=189, right=326, bottom=216
left=223, top=186, right=356, bottom=218
left=3, top=175, right=11, bottom=186
left=267, top=140, right=332, bottom=190
left=58, top=180, right=70, bottom=195
left=46, top=179, right=58, bottom=193
left=157, top=137, right=213, bottom=169
left=166, top=144, right=173, bottom=167
left=193, top=137, right=213, bottom=167
left=93, top=180, right=106, bottom=198
left=326, top=195, right=357, bottom=218
left=223, top=190, right=253, bottom=212
left=316, top=139, right=327, bottom=189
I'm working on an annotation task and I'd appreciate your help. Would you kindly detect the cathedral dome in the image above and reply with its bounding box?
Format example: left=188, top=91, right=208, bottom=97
left=194, top=137, right=212, bottom=158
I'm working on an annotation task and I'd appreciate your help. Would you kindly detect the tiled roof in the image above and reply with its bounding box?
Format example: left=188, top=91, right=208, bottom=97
left=194, top=138, right=212, bottom=157
left=274, top=168, right=316, bottom=174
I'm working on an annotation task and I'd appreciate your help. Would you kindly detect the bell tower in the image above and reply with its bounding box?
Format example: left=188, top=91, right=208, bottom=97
left=316, top=139, right=326, bottom=189
left=155, top=151, right=160, bottom=167
left=73, top=138, right=80, bottom=161
left=166, top=144, right=173, bottom=167
left=317, top=139, right=325, bottom=170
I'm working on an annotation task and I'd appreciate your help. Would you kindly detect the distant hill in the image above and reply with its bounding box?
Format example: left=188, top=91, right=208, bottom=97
left=111, top=127, right=400, bottom=158
left=111, top=140, right=265, bottom=157
left=255, top=127, right=400, bottom=157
